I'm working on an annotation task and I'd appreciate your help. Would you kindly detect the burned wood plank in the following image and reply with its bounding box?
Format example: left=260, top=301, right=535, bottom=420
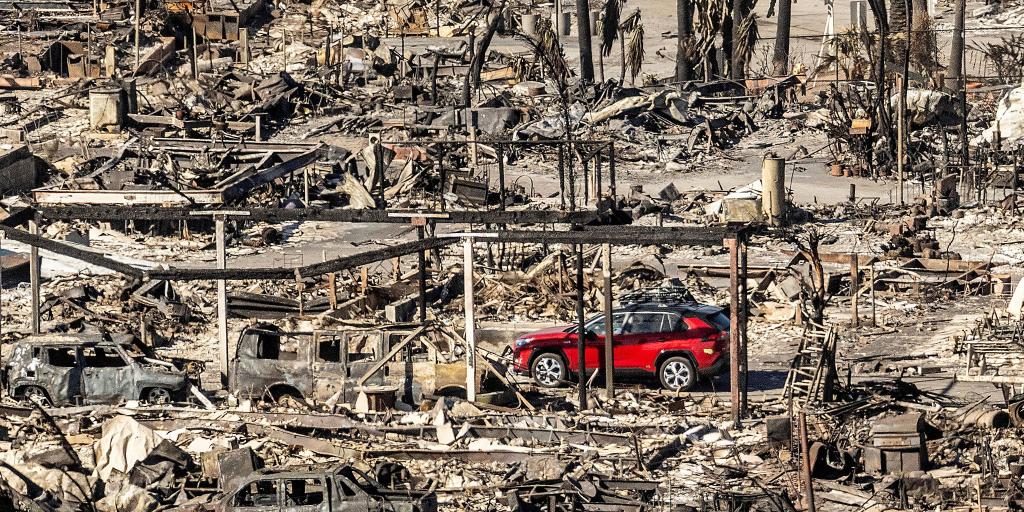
left=0, top=223, right=145, bottom=278
left=35, top=206, right=601, bottom=225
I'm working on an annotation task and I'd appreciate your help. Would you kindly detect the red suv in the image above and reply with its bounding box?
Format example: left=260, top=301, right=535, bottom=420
left=512, top=302, right=730, bottom=391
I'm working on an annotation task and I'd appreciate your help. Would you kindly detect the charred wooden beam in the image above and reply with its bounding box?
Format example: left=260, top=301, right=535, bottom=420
left=0, top=223, right=145, bottom=278
left=145, top=237, right=457, bottom=281
left=36, top=206, right=603, bottom=225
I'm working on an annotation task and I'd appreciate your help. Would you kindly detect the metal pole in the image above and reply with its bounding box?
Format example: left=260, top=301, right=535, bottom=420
left=799, top=411, right=817, bottom=512
left=29, top=219, right=40, bottom=334
left=576, top=243, right=587, bottom=410
left=418, top=226, right=427, bottom=324
left=602, top=243, right=614, bottom=398
left=463, top=237, right=477, bottom=402
left=216, top=217, right=228, bottom=384
left=374, top=141, right=385, bottom=209
left=727, top=236, right=740, bottom=424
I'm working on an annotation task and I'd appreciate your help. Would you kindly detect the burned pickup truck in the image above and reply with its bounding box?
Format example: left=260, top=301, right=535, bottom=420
left=2, top=333, right=195, bottom=406
left=213, top=464, right=437, bottom=512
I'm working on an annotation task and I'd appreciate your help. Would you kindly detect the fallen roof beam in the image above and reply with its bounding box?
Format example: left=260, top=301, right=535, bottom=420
left=145, top=236, right=457, bottom=281
left=0, top=224, right=145, bottom=278
left=35, top=206, right=602, bottom=225
left=472, top=226, right=736, bottom=247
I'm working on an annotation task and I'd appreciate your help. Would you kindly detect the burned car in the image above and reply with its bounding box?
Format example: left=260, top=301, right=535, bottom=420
left=228, top=324, right=495, bottom=407
left=213, top=464, right=437, bottom=512
left=2, top=333, right=192, bottom=406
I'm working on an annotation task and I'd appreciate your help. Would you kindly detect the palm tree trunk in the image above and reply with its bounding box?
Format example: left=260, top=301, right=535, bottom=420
left=676, top=0, right=692, bottom=81
left=730, top=0, right=745, bottom=79
left=576, top=0, right=595, bottom=82
left=772, top=0, right=791, bottom=75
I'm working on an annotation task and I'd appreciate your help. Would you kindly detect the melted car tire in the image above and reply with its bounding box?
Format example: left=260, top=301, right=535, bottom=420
left=23, top=386, right=51, bottom=407
left=658, top=356, right=697, bottom=392
left=144, top=387, right=172, bottom=404
left=531, top=353, right=568, bottom=388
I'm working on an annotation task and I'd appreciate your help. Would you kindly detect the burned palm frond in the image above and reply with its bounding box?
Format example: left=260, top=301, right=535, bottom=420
left=972, top=34, right=1024, bottom=84
left=600, top=0, right=622, bottom=57
left=733, top=11, right=759, bottom=74
left=621, top=9, right=645, bottom=81
left=814, top=28, right=873, bottom=80
left=515, top=16, right=571, bottom=88
left=909, top=12, right=940, bottom=75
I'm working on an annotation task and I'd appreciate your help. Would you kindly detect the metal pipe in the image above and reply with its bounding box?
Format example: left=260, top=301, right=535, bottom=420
left=727, top=236, right=741, bottom=424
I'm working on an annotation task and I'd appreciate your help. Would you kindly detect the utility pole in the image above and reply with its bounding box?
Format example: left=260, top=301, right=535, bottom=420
left=948, top=0, right=965, bottom=87
left=576, top=0, right=595, bottom=82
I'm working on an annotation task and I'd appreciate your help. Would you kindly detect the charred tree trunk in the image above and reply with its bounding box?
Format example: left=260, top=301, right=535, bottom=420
left=730, top=0, right=745, bottom=79
left=676, top=0, right=693, bottom=81
left=463, top=7, right=503, bottom=106
left=947, top=0, right=964, bottom=88
left=577, top=0, right=595, bottom=82
left=772, top=0, right=792, bottom=75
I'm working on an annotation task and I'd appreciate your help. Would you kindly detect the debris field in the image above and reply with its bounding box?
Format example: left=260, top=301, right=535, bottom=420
left=3, top=0, right=1024, bottom=510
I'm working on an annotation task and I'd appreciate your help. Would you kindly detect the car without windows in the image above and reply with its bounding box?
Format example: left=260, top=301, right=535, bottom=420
left=2, top=333, right=193, bottom=406
left=213, top=464, right=437, bottom=512
left=511, top=301, right=730, bottom=391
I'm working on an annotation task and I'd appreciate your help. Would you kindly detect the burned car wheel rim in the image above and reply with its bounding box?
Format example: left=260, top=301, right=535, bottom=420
left=534, top=357, right=562, bottom=386
left=662, top=361, right=692, bottom=390
left=146, top=388, right=171, bottom=403
left=24, top=387, right=50, bottom=406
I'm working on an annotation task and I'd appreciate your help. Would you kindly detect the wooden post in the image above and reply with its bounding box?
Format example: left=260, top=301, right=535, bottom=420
left=417, top=226, right=427, bottom=324
left=603, top=243, right=614, bottom=398
left=303, top=167, right=310, bottom=205
left=463, top=237, right=477, bottom=402
left=497, top=145, right=506, bottom=211
left=799, top=411, right=817, bottom=512
left=897, top=74, right=906, bottom=205
left=240, top=28, right=250, bottom=65
left=215, top=217, right=228, bottom=383
left=576, top=243, right=587, bottom=410
left=134, top=0, right=141, bottom=70
left=29, top=219, right=40, bottom=335
left=850, top=254, right=859, bottom=328
left=360, top=267, right=368, bottom=295
left=739, top=236, right=748, bottom=417
left=870, top=264, right=877, bottom=327
left=727, top=237, right=741, bottom=424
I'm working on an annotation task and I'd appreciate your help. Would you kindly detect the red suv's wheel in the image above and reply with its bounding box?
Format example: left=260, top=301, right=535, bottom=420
left=531, top=353, right=567, bottom=388
left=659, top=356, right=697, bottom=391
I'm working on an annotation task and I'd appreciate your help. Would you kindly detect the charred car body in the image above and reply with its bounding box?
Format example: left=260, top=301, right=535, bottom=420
left=214, top=464, right=437, bottom=512
left=2, top=333, right=194, bottom=406
left=229, top=325, right=410, bottom=405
